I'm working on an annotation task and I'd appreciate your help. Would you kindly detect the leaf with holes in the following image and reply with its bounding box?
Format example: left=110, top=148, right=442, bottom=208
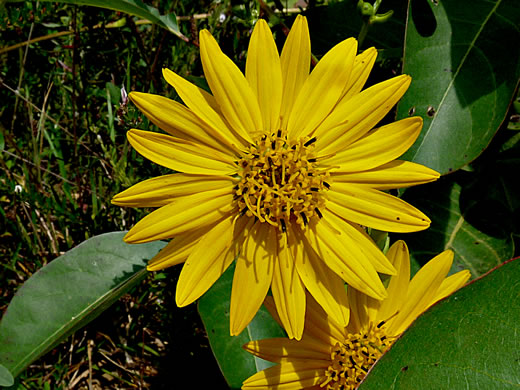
left=198, top=263, right=285, bottom=390
left=0, top=232, right=165, bottom=378
left=359, top=258, right=520, bottom=390
left=396, top=175, right=514, bottom=277
left=397, top=0, right=520, bottom=174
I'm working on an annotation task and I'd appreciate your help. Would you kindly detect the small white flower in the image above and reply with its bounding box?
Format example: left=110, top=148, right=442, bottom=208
left=14, top=184, right=23, bottom=194
left=121, top=84, right=128, bottom=106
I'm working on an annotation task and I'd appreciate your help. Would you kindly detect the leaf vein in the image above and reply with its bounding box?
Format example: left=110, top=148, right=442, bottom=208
left=410, top=0, right=503, bottom=160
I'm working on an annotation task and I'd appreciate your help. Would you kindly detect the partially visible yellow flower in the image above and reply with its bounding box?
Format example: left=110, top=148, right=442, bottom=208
left=242, top=241, right=470, bottom=390
left=112, top=15, right=439, bottom=339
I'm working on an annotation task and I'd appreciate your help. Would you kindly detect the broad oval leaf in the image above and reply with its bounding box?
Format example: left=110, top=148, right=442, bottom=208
left=0, top=365, right=14, bottom=387
left=6, top=0, right=183, bottom=38
left=398, top=0, right=520, bottom=174
left=360, top=257, right=520, bottom=389
left=198, top=263, right=285, bottom=390
left=0, top=232, right=165, bottom=378
left=396, top=176, right=514, bottom=277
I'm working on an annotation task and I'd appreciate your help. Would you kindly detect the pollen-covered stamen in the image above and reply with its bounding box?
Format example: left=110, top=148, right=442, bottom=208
left=320, top=324, right=396, bottom=390
left=235, top=130, right=329, bottom=230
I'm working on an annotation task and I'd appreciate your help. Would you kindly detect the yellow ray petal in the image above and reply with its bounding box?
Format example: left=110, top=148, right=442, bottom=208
left=199, top=30, right=263, bottom=139
left=162, top=68, right=249, bottom=149
left=388, top=250, right=453, bottom=336
left=271, top=232, right=306, bottom=340
left=127, top=129, right=237, bottom=176
left=313, top=74, right=411, bottom=155
left=376, top=240, right=410, bottom=323
left=198, top=85, right=223, bottom=115
left=242, top=361, right=325, bottom=389
left=325, top=117, right=423, bottom=171
left=243, top=338, right=331, bottom=363
left=301, top=292, right=348, bottom=346
left=230, top=223, right=275, bottom=336
left=290, top=225, right=350, bottom=329
left=304, top=215, right=387, bottom=300
left=112, top=173, right=237, bottom=207
left=124, top=188, right=236, bottom=243
left=128, top=92, right=232, bottom=154
left=430, top=269, right=471, bottom=306
left=324, top=210, right=396, bottom=275
left=340, top=46, right=378, bottom=101
left=346, top=286, right=380, bottom=334
left=280, top=15, right=310, bottom=131
left=287, top=38, right=357, bottom=139
left=246, top=19, right=282, bottom=133
left=263, top=295, right=283, bottom=328
left=264, top=294, right=341, bottom=347
left=263, top=296, right=345, bottom=351
left=176, top=215, right=249, bottom=306
left=146, top=224, right=218, bottom=271
left=331, top=160, right=440, bottom=190
left=327, top=185, right=431, bottom=233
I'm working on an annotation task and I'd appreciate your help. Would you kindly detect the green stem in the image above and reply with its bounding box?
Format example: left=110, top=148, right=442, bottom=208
left=358, top=20, right=370, bottom=48
left=373, top=0, right=383, bottom=13
left=358, top=0, right=384, bottom=48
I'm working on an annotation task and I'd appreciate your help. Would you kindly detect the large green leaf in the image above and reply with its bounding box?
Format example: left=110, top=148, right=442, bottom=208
left=359, top=257, right=520, bottom=389
left=460, top=138, right=520, bottom=238
left=398, top=0, right=520, bottom=174
left=0, top=365, right=13, bottom=387
left=198, top=263, right=285, bottom=390
left=0, top=232, right=164, bottom=378
left=397, top=175, right=514, bottom=277
left=6, top=0, right=183, bottom=38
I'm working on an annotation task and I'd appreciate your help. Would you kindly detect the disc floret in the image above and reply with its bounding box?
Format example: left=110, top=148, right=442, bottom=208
left=321, top=323, right=395, bottom=390
left=235, top=130, right=330, bottom=230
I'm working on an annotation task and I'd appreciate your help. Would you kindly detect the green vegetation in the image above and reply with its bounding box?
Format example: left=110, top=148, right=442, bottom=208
left=0, top=1, right=249, bottom=387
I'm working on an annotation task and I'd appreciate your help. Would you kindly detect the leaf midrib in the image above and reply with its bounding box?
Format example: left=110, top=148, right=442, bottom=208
left=409, top=0, right=503, bottom=160
left=9, top=268, right=147, bottom=377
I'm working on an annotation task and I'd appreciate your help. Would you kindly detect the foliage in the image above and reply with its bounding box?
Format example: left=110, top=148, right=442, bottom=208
left=5, top=0, right=184, bottom=38
left=0, top=232, right=165, bottom=378
left=198, top=263, right=285, bottom=389
left=0, top=1, right=247, bottom=387
left=359, top=258, right=520, bottom=389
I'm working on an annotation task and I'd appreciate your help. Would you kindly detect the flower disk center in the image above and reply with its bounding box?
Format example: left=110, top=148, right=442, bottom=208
left=321, top=324, right=395, bottom=390
left=235, top=130, right=329, bottom=231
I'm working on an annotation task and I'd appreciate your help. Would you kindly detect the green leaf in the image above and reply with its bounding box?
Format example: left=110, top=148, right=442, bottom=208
left=6, top=0, right=184, bottom=38
left=0, top=365, right=14, bottom=387
left=462, top=157, right=520, bottom=237
left=359, top=257, right=520, bottom=389
left=396, top=174, right=514, bottom=277
left=198, top=263, right=285, bottom=389
left=0, top=232, right=165, bottom=378
left=398, top=0, right=520, bottom=174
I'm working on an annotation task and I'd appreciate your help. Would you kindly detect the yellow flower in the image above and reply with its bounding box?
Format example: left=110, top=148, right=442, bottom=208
left=112, top=16, right=439, bottom=339
left=242, top=240, right=471, bottom=389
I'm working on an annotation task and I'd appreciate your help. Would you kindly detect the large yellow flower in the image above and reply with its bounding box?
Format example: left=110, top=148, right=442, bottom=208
left=112, top=16, right=439, bottom=338
left=242, top=241, right=471, bottom=389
